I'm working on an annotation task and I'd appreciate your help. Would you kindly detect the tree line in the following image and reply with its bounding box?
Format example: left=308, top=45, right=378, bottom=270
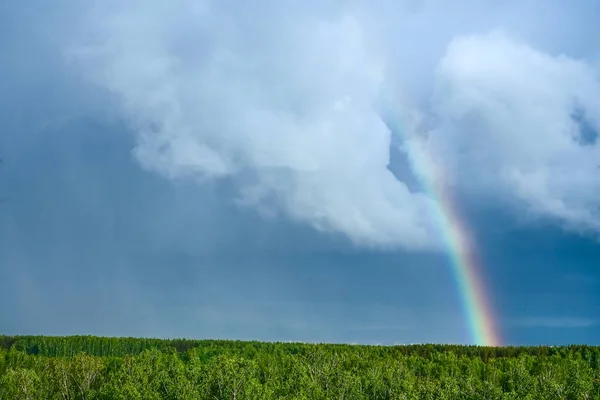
left=0, top=335, right=599, bottom=399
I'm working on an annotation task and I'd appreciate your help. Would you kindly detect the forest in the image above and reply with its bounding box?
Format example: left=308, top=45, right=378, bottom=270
left=0, top=335, right=599, bottom=399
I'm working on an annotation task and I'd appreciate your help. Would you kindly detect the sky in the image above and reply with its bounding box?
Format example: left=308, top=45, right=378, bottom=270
left=0, top=0, right=599, bottom=346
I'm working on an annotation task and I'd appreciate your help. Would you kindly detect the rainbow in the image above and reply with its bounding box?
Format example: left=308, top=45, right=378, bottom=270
left=383, top=106, right=501, bottom=347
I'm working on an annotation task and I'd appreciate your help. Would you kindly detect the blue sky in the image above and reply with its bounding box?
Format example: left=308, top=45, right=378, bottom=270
left=0, top=0, right=598, bottom=346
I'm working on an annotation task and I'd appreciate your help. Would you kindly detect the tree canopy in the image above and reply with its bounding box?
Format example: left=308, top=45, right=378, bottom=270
left=0, top=335, right=598, bottom=399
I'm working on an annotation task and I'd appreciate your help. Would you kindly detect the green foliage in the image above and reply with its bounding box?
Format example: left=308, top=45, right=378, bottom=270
left=0, top=368, right=40, bottom=400
left=0, top=335, right=599, bottom=399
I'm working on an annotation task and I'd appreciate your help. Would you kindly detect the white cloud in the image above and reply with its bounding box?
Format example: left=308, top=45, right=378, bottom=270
left=429, top=31, right=600, bottom=233
left=68, top=0, right=600, bottom=248
left=71, top=0, right=438, bottom=250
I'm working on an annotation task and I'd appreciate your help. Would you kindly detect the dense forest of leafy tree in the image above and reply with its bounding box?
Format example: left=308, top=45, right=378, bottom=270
left=0, top=335, right=599, bottom=399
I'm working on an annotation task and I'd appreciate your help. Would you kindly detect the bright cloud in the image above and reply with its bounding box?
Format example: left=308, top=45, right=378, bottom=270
left=71, top=0, right=438, bottom=250
left=66, top=0, right=600, bottom=249
left=432, top=32, right=600, bottom=232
